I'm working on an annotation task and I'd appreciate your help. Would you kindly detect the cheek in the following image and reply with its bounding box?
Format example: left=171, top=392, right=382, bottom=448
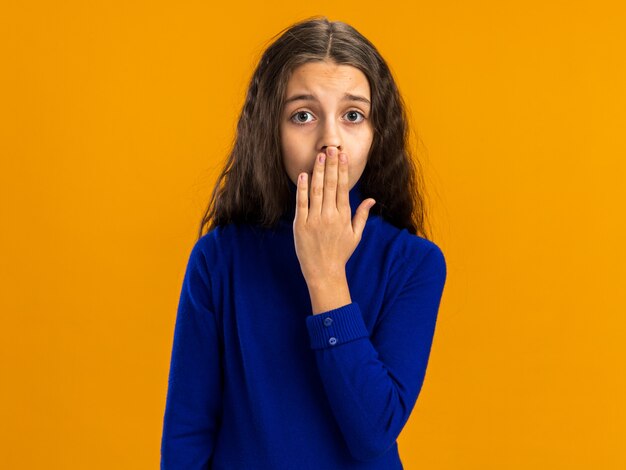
left=354, top=125, right=373, bottom=155
left=280, top=131, right=296, bottom=162
left=353, top=136, right=372, bottom=165
left=280, top=135, right=309, bottom=178
left=281, top=143, right=300, bottom=167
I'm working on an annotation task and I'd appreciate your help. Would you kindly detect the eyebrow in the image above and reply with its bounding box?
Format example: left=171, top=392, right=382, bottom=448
left=284, top=93, right=371, bottom=106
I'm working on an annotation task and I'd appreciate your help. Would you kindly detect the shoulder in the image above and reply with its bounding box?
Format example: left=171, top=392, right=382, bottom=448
left=374, top=216, right=446, bottom=280
left=187, top=224, right=241, bottom=273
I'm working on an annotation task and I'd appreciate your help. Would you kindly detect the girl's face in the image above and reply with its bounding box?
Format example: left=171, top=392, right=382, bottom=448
left=279, top=60, right=374, bottom=191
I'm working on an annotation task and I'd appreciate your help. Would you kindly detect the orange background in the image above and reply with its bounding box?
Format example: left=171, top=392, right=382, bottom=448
left=1, top=1, right=625, bottom=468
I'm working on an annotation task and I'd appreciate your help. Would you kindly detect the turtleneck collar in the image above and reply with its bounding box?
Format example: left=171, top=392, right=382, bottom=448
left=280, top=177, right=365, bottom=224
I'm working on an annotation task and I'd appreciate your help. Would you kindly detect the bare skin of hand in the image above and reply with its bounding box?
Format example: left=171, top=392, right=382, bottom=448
left=293, top=146, right=376, bottom=289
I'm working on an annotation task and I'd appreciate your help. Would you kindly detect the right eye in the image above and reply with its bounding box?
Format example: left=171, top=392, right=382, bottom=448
left=290, top=111, right=314, bottom=125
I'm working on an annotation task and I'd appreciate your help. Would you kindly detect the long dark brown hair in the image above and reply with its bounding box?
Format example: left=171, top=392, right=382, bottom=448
left=197, top=16, right=432, bottom=241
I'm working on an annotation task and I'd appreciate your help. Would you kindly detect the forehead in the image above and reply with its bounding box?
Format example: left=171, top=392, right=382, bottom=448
left=286, top=61, right=370, bottom=96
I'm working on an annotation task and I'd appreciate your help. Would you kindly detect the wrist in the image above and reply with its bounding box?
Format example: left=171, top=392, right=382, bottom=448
left=305, top=266, right=347, bottom=289
left=307, top=274, right=352, bottom=315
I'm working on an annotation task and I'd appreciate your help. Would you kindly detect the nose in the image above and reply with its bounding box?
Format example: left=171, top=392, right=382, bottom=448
left=322, top=145, right=342, bottom=154
left=319, top=118, right=342, bottom=153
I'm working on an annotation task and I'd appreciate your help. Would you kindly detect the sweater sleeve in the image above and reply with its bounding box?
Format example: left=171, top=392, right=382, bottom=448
left=305, top=244, right=447, bottom=462
left=161, top=240, right=223, bottom=469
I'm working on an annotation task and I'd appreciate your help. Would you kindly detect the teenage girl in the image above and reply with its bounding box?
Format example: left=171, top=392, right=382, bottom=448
left=161, top=16, right=447, bottom=470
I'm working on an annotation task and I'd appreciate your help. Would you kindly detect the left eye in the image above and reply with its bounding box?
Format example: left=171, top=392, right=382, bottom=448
left=344, top=110, right=365, bottom=123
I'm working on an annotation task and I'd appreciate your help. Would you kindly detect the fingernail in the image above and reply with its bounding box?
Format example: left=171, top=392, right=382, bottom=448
left=339, top=153, right=347, bottom=163
left=328, top=147, right=337, bottom=157
left=319, top=154, right=326, bottom=164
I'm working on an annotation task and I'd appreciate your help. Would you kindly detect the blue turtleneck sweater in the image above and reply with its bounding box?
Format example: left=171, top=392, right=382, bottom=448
left=160, top=179, right=447, bottom=469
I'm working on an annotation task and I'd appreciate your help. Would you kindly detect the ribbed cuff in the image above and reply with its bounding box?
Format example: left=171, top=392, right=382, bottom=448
left=305, top=302, right=370, bottom=350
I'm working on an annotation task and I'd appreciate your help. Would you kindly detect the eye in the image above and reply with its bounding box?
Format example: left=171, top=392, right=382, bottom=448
left=290, top=111, right=314, bottom=125
left=289, top=109, right=367, bottom=125
left=344, top=110, right=365, bottom=123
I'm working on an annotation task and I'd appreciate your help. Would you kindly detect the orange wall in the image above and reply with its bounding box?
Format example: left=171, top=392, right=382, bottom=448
left=1, top=1, right=624, bottom=468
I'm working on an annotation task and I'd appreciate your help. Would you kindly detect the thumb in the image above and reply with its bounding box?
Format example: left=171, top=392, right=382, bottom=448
left=352, top=198, right=376, bottom=238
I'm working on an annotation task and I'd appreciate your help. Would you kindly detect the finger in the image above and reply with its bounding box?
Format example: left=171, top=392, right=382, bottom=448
left=337, top=151, right=349, bottom=215
left=294, top=172, right=309, bottom=226
left=352, top=199, right=376, bottom=239
left=323, top=147, right=339, bottom=216
left=309, top=151, right=326, bottom=217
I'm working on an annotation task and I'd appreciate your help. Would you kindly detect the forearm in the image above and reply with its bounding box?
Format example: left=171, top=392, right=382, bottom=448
left=307, top=273, right=352, bottom=315
left=303, top=246, right=447, bottom=461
